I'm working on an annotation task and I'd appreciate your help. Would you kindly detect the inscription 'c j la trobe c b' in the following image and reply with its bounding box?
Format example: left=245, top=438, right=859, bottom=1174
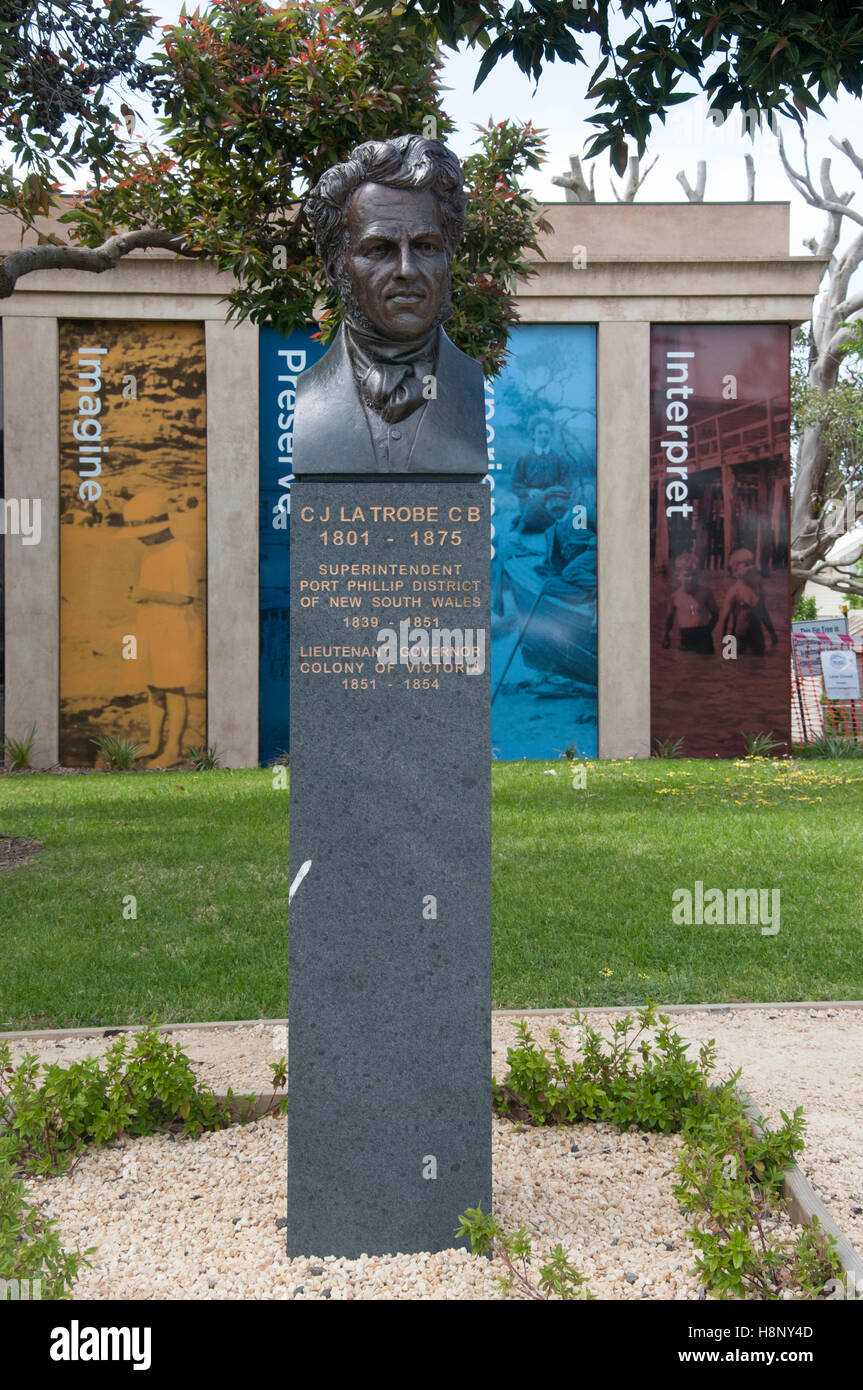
left=288, top=134, right=492, bottom=1260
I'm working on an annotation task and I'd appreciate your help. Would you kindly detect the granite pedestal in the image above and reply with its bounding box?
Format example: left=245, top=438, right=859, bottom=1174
left=287, top=478, right=491, bottom=1258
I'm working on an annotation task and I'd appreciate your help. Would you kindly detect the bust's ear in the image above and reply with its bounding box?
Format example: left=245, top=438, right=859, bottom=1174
left=323, top=257, right=339, bottom=291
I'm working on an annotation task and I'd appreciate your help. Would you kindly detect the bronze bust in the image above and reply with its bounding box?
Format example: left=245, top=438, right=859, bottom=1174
left=293, top=135, right=488, bottom=476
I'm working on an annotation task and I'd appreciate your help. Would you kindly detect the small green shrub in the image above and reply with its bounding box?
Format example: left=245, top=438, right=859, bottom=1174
left=491, top=1008, right=842, bottom=1301
left=741, top=731, right=785, bottom=758
left=794, top=735, right=863, bottom=759
left=456, top=1206, right=592, bottom=1299
left=652, top=736, right=685, bottom=758
left=90, top=735, right=143, bottom=771
left=493, top=1010, right=713, bottom=1131
left=2, top=725, right=36, bottom=772
left=0, top=1158, right=94, bottom=1299
left=0, top=1026, right=285, bottom=1300
left=0, top=1026, right=240, bottom=1177
left=267, top=1056, right=288, bottom=1116
left=186, top=744, right=220, bottom=771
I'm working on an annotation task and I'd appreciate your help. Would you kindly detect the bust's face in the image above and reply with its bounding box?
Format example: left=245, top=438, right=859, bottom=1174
left=338, top=183, right=449, bottom=341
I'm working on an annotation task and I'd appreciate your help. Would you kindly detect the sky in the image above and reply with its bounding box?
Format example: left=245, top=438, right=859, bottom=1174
left=137, top=1, right=863, bottom=263
left=441, top=45, right=863, bottom=257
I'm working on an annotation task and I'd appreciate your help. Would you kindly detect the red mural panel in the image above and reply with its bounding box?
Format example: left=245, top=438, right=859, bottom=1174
left=650, top=324, right=791, bottom=758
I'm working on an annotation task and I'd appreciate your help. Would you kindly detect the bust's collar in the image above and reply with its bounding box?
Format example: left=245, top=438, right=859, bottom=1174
left=344, top=318, right=438, bottom=365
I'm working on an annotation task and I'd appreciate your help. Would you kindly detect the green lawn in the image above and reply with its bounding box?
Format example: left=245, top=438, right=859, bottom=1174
left=1, top=759, right=861, bottom=1029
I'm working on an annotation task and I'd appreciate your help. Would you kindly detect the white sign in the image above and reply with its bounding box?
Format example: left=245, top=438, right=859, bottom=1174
left=793, top=617, right=849, bottom=639
left=820, top=649, right=861, bottom=700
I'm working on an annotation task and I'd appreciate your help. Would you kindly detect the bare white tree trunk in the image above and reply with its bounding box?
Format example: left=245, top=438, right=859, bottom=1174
left=552, top=152, right=657, bottom=203
left=676, top=161, right=706, bottom=202
left=551, top=155, right=597, bottom=203
left=610, top=154, right=658, bottom=202
left=778, top=133, right=863, bottom=603
left=744, top=153, right=756, bottom=202
left=675, top=156, right=754, bottom=203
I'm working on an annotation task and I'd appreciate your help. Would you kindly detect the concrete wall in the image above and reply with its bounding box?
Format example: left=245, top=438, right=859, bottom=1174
left=527, top=201, right=795, bottom=264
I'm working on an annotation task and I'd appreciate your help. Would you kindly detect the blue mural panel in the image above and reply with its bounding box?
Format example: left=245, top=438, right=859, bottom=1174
left=259, top=322, right=597, bottom=762
left=259, top=325, right=326, bottom=763
left=489, top=324, right=597, bottom=759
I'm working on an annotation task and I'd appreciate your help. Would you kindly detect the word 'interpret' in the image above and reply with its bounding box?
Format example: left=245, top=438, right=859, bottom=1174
left=660, top=350, right=695, bottom=519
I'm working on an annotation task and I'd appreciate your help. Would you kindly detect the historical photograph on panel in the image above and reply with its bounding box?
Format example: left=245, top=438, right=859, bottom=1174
left=649, top=323, right=791, bottom=758
left=489, top=323, right=597, bottom=759
left=58, top=320, right=207, bottom=767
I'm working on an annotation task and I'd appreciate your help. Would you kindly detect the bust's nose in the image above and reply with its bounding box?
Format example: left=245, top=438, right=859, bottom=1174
left=393, top=240, right=419, bottom=280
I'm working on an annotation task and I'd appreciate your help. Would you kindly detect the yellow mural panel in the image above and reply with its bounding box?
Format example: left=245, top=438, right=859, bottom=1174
left=59, top=320, right=207, bottom=766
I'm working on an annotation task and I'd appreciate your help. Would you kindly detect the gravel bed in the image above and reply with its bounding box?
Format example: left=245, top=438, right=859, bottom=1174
left=22, top=1117, right=706, bottom=1300
left=10, top=1006, right=861, bottom=1300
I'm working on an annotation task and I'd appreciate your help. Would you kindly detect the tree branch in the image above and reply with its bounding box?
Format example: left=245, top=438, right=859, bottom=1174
left=831, top=293, right=863, bottom=326
left=832, top=226, right=863, bottom=301
left=0, top=228, right=201, bottom=298
left=777, top=131, right=863, bottom=228
left=792, top=563, right=863, bottom=598
left=830, top=135, right=863, bottom=180
left=612, top=153, right=657, bottom=202
left=551, top=154, right=596, bottom=203
left=819, top=156, right=853, bottom=211
left=676, top=160, right=706, bottom=202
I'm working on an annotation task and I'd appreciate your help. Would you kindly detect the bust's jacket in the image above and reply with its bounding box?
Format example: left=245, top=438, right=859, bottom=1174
left=292, top=324, right=488, bottom=475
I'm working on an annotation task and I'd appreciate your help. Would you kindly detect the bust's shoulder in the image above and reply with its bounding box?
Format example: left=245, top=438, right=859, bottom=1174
left=437, top=329, right=484, bottom=380
left=296, top=328, right=350, bottom=398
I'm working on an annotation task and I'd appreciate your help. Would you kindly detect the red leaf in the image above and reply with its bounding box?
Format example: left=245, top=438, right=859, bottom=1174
left=770, top=35, right=790, bottom=60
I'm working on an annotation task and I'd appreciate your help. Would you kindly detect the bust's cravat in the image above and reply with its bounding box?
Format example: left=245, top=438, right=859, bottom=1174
left=345, top=322, right=438, bottom=425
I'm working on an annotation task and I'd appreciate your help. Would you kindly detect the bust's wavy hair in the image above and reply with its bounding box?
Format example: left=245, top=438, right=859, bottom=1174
left=304, top=134, right=466, bottom=278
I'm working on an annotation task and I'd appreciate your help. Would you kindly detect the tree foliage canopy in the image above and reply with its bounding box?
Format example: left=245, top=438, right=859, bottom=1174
left=0, top=0, right=155, bottom=225
left=60, top=0, right=549, bottom=373
left=366, top=1, right=863, bottom=171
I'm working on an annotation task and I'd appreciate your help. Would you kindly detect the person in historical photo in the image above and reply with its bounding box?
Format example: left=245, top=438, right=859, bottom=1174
left=662, top=551, right=720, bottom=655
left=294, top=134, right=487, bottom=475
left=125, top=491, right=201, bottom=768
left=718, top=548, right=778, bottom=656
left=534, top=489, right=597, bottom=597
left=510, top=418, right=572, bottom=534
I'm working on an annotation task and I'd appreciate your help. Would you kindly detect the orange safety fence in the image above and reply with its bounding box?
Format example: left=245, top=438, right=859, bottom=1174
left=791, top=631, right=863, bottom=745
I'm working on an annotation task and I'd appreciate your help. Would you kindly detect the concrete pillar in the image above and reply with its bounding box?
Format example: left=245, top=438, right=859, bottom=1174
left=597, top=320, right=651, bottom=759
left=205, top=319, right=259, bottom=767
left=3, top=317, right=59, bottom=767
